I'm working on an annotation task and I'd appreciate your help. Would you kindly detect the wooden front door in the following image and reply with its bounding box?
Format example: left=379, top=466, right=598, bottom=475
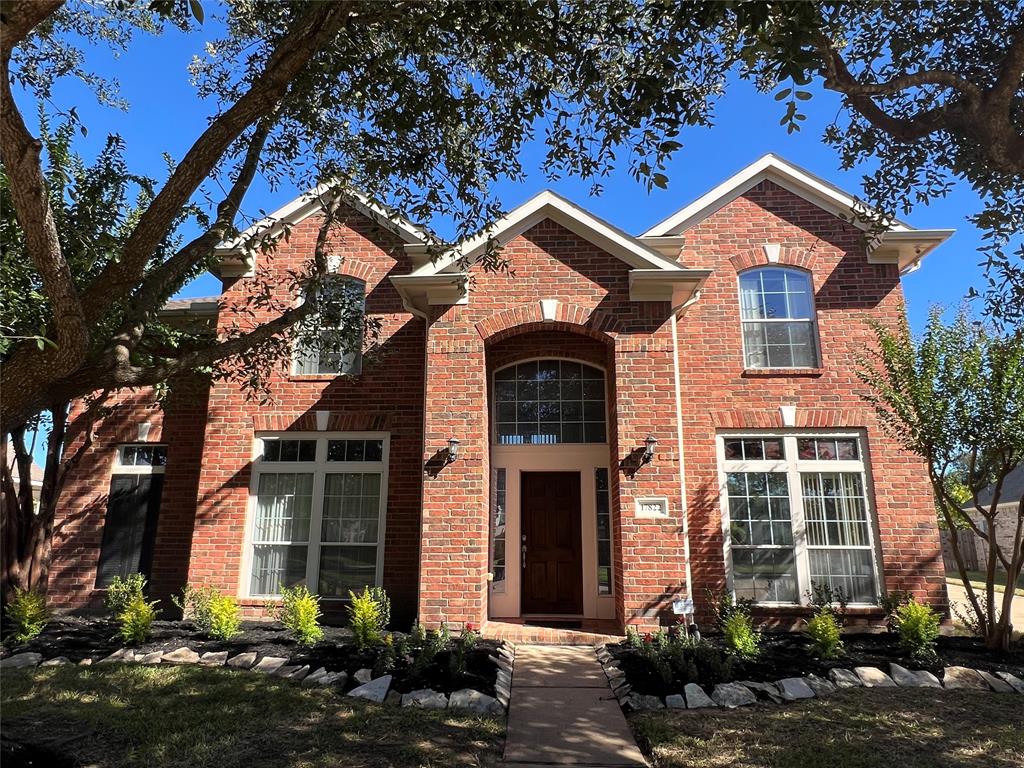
left=521, top=471, right=583, bottom=615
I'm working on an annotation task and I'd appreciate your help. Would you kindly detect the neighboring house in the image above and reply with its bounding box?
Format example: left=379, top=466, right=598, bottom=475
left=942, top=465, right=1024, bottom=576
left=48, top=154, right=953, bottom=631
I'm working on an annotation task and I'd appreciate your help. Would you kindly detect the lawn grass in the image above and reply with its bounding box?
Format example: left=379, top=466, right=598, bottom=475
left=946, top=570, right=1024, bottom=597
left=1, top=665, right=504, bottom=768
left=632, top=687, right=1024, bottom=768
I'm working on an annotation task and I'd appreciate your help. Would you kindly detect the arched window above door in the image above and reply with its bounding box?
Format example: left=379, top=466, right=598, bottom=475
left=493, top=359, right=607, bottom=445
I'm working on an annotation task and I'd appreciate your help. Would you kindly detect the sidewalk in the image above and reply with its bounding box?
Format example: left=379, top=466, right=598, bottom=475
left=502, top=644, right=647, bottom=767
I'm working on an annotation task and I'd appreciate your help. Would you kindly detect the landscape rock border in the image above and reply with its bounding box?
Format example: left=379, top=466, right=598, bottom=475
left=0, top=641, right=516, bottom=717
left=593, top=644, right=1023, bottom=712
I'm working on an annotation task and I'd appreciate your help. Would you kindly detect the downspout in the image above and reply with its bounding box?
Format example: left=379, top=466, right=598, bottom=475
left=671, top=293, right=699, bottom=602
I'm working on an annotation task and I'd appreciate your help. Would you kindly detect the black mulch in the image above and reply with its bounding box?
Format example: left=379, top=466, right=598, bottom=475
left=610, top=632, right=1024, bottom=698
left=2, top=616, right=499, bottom=697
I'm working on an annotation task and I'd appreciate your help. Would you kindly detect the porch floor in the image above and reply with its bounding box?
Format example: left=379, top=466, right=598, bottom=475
left=482, top=619, right=623, bottom=646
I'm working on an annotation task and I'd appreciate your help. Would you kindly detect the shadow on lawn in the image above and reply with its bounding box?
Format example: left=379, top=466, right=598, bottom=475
left=631, top=687, right=1024, bottom=768
left=0, top=665, right=505, bottom=768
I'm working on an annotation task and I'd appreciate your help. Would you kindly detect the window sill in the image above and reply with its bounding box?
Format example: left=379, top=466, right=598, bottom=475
left=287, top=374, right=358, bottom=382
left=750, top=604, right=884, bottom=616
left=742, top=367, right=823, bottom=377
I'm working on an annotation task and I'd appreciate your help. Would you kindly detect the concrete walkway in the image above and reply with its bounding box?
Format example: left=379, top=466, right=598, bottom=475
left=503, top=645, right=647, bottom=767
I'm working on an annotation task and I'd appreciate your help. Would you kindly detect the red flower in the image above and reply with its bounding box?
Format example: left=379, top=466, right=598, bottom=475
left=644, top=632, right=653, bottom=643
left=465, top=622, right=475, bottom=632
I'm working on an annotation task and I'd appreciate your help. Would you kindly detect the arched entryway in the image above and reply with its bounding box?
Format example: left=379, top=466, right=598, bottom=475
left=483, top=326, right=619, bottom=622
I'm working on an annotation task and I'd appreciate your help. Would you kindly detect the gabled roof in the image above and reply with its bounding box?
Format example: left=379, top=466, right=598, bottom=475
left=640, top=154, right=953, bottom=273
left=213, top=185, right=430, bottom=277
left=412, top=189, right=685, bottom=277
left=976, top=464, right=1024, bottom=507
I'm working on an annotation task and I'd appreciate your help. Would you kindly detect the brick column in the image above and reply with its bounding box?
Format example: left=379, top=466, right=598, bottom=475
left=417, top=308, right=490, bottom=628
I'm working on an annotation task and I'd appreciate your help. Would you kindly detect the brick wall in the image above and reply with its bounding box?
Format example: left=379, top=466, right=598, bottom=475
left=673, top=180, right=947, bottom=625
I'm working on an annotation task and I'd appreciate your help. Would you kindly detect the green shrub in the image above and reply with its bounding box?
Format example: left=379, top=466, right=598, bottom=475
left=708, top=589, right=756, bottom=632
left=722, top=612, right=760, bottom=661
left=5, top=588, right=49, bottom=645
left=449, top=624, right=479, bottom=676
left=805, top=607, right=844, bottom=659
left=633, top=627, right=736, bottom=688
left=104, top=573, right=146, bottom=617
left=276, top=584, right=323, bottom=645
left=806, top=582, right=848, bottom=621
left=207, top=593, right=243, bottom=640
left=118, top=595, right=158, bottom=644
left=173, top=584, right=241, bottom=640
left=893, top=598, right=941, bottom=662
left=373, top=634, right=397, bottom=677
left=411, top=623, right=449, bottom=674
left=879, top=590, right=913, bottom=632
left=347, top=586, right=390, bottom=649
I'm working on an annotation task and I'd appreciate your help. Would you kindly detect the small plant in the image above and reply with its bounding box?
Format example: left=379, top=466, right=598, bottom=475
left=626, top=625, right=644, bottom=649
left=5, top=588, right=49, bottom=645
left=118, top=594, right=159, bottom=645
left=722, top=612, right=760, bottom=661
left=276, top=584, right=323, bottom=645
left=105, top=573, right=146, bottom=617
left=805, top=607, right=844, bottom=659
left=449, top=623, right=479, bottom=676
left=893, top=598, right=941, bottom=663
left=373, top=634, right=397, bottom=677
left=806, top=582, right=848, bottom=621
left=708, top=589, right=756, bottom=632
left=347, top=586, right=390, bottom=650
left=172, top=583, right=215, bottom=626
left=207, top=593, right=243, bottom=640
left=411, top=624, right=449, bottom=674
left=879, top=590, right=913, bottom=632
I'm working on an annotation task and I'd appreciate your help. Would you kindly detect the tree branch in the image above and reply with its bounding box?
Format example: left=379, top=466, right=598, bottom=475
left=0, top=0, right=65, bottom=60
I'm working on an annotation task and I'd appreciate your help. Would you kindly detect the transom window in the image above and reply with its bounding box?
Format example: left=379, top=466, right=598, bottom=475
left=293, top=277, right=365, bottom=376
left=720, top=432, right=878, bottom=605
left=247, top=433, right=387, bottom=599
left=116, top=444, right=167, bottom=471
left=739, top=267, right=818, bottom=368
left=493, top=360, right=607, bottom=445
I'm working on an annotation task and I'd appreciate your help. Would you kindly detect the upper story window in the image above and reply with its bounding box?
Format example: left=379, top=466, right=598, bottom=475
left=494, top=359, right=607, bottom=445
left=293, top=277, right=365, bottom=376
left=738, top=267, right=818, bottom=369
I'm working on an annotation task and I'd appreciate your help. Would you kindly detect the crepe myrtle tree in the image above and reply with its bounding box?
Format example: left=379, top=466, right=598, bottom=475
left=859, top=309, right=1024, bottom=651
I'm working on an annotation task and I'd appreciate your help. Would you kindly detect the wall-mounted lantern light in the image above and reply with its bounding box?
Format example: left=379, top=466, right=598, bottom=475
left=446, top=437, right=461, bottom=463
left=643, top=435, right=657, bottom=464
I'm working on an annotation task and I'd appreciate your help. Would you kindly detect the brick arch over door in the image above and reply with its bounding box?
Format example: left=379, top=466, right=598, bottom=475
left=475, top=301, right=621, bottom=344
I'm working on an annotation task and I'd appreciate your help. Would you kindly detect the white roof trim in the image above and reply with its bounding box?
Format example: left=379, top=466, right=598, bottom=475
left=412, top=189, right=685, bottom=277
left=216, top=184, right=430, bottom=255
left=641, top=153, right=918, bottom=238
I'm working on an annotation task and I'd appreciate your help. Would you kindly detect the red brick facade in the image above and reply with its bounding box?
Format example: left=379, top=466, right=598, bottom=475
left=49, top=172, right=948, bottom=631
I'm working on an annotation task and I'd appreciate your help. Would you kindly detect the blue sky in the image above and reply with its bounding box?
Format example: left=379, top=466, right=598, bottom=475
left=19, top=13, right=989, bottom=340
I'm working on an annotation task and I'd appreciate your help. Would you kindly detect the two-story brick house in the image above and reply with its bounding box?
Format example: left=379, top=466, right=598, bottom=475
left=49, top=155, right=953, bottom=631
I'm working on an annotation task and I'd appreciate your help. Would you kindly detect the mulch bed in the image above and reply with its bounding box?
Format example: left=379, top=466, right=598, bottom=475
left=610, top=631, right=1024, bottom=698
left=3, top=616, right=500, bottom=696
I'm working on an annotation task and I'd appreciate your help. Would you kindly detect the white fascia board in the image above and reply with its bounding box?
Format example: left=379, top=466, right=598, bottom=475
left=629, top=268, right=712, bottom=309
left=390, top=273, right=468, bottom=315
left=413, top=189, right=685, bottom=277
left=868, top=228, right=956, bottom=273
left=215, top=184, right=430, bottom=255
left=640, top=153, right=917, bottom=238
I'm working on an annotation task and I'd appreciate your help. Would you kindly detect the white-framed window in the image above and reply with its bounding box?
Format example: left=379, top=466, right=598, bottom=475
left=115, top=444, right=167, bottom=473
left=738, top=267, right=819, bottom=368
left=493, top=359, right=607, bottom=445
left=489, top=468, right=507, bottom=593
left=719, top=432, right=880, bottom=605
left=595, top=468, right=613, bottom=595
left=244, top=433, right=388, bottom=599
left=293, top=276, right=366, bottom=376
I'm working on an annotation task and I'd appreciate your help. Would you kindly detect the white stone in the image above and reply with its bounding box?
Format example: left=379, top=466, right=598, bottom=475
left=996, top=671, right=1024, bottom=694
left=354, top=668, right=373, bottom=685
left=890, top=663, right=941, bottom=688
left=138, top=651, right=164, bottom=665
left=286, top=665, right=311, bottom=682
left=978, top=670, right=1014, bottom=693
left=943, top=666, right=989, bottom=690
left=402, top=689, right=448, bottom=709
left=348, top=674, right=392, bottom=703
left=665, top=693, right=686, bottom=709
left=40, top=656, right=71, bottom=667
left=199, top=651, right=229, bottom=667
left=711, top=683, right=757, bottom=708
left=98, top=648, right=135, bottom=664
left=449, top=687, right=503, bottom=715
left=78, top=658, right=93, bottom=666
left=274, top=665, right=302, bottom=678
left=804, top=674, right=836, bottom=696
left=628, top=694, right=664, bottom=710
left=828, top=668, right=861, bottom=688
left=318, top=671, right=348, bottom=687
left=740, top=680, right=783, bottom=703
left=684, top=683, right=717, bottom=709
left=776, top=677, right=815, bottom=701
left=162, top=647, right=201, bottom=665
left=226, top=652, right=257, bottom=669
left=302, top=667, right=328, bottom=686
left=252, top=656, right=288, bottom=674
left=854, top=667, right=896, bottom=688
left=1, top=652, right=43, bottom=669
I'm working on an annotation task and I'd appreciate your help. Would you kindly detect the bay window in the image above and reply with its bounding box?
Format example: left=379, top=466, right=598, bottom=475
left=247, top=434, right=387, bottom=598
left=720, top=432, right=879, bottom=605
